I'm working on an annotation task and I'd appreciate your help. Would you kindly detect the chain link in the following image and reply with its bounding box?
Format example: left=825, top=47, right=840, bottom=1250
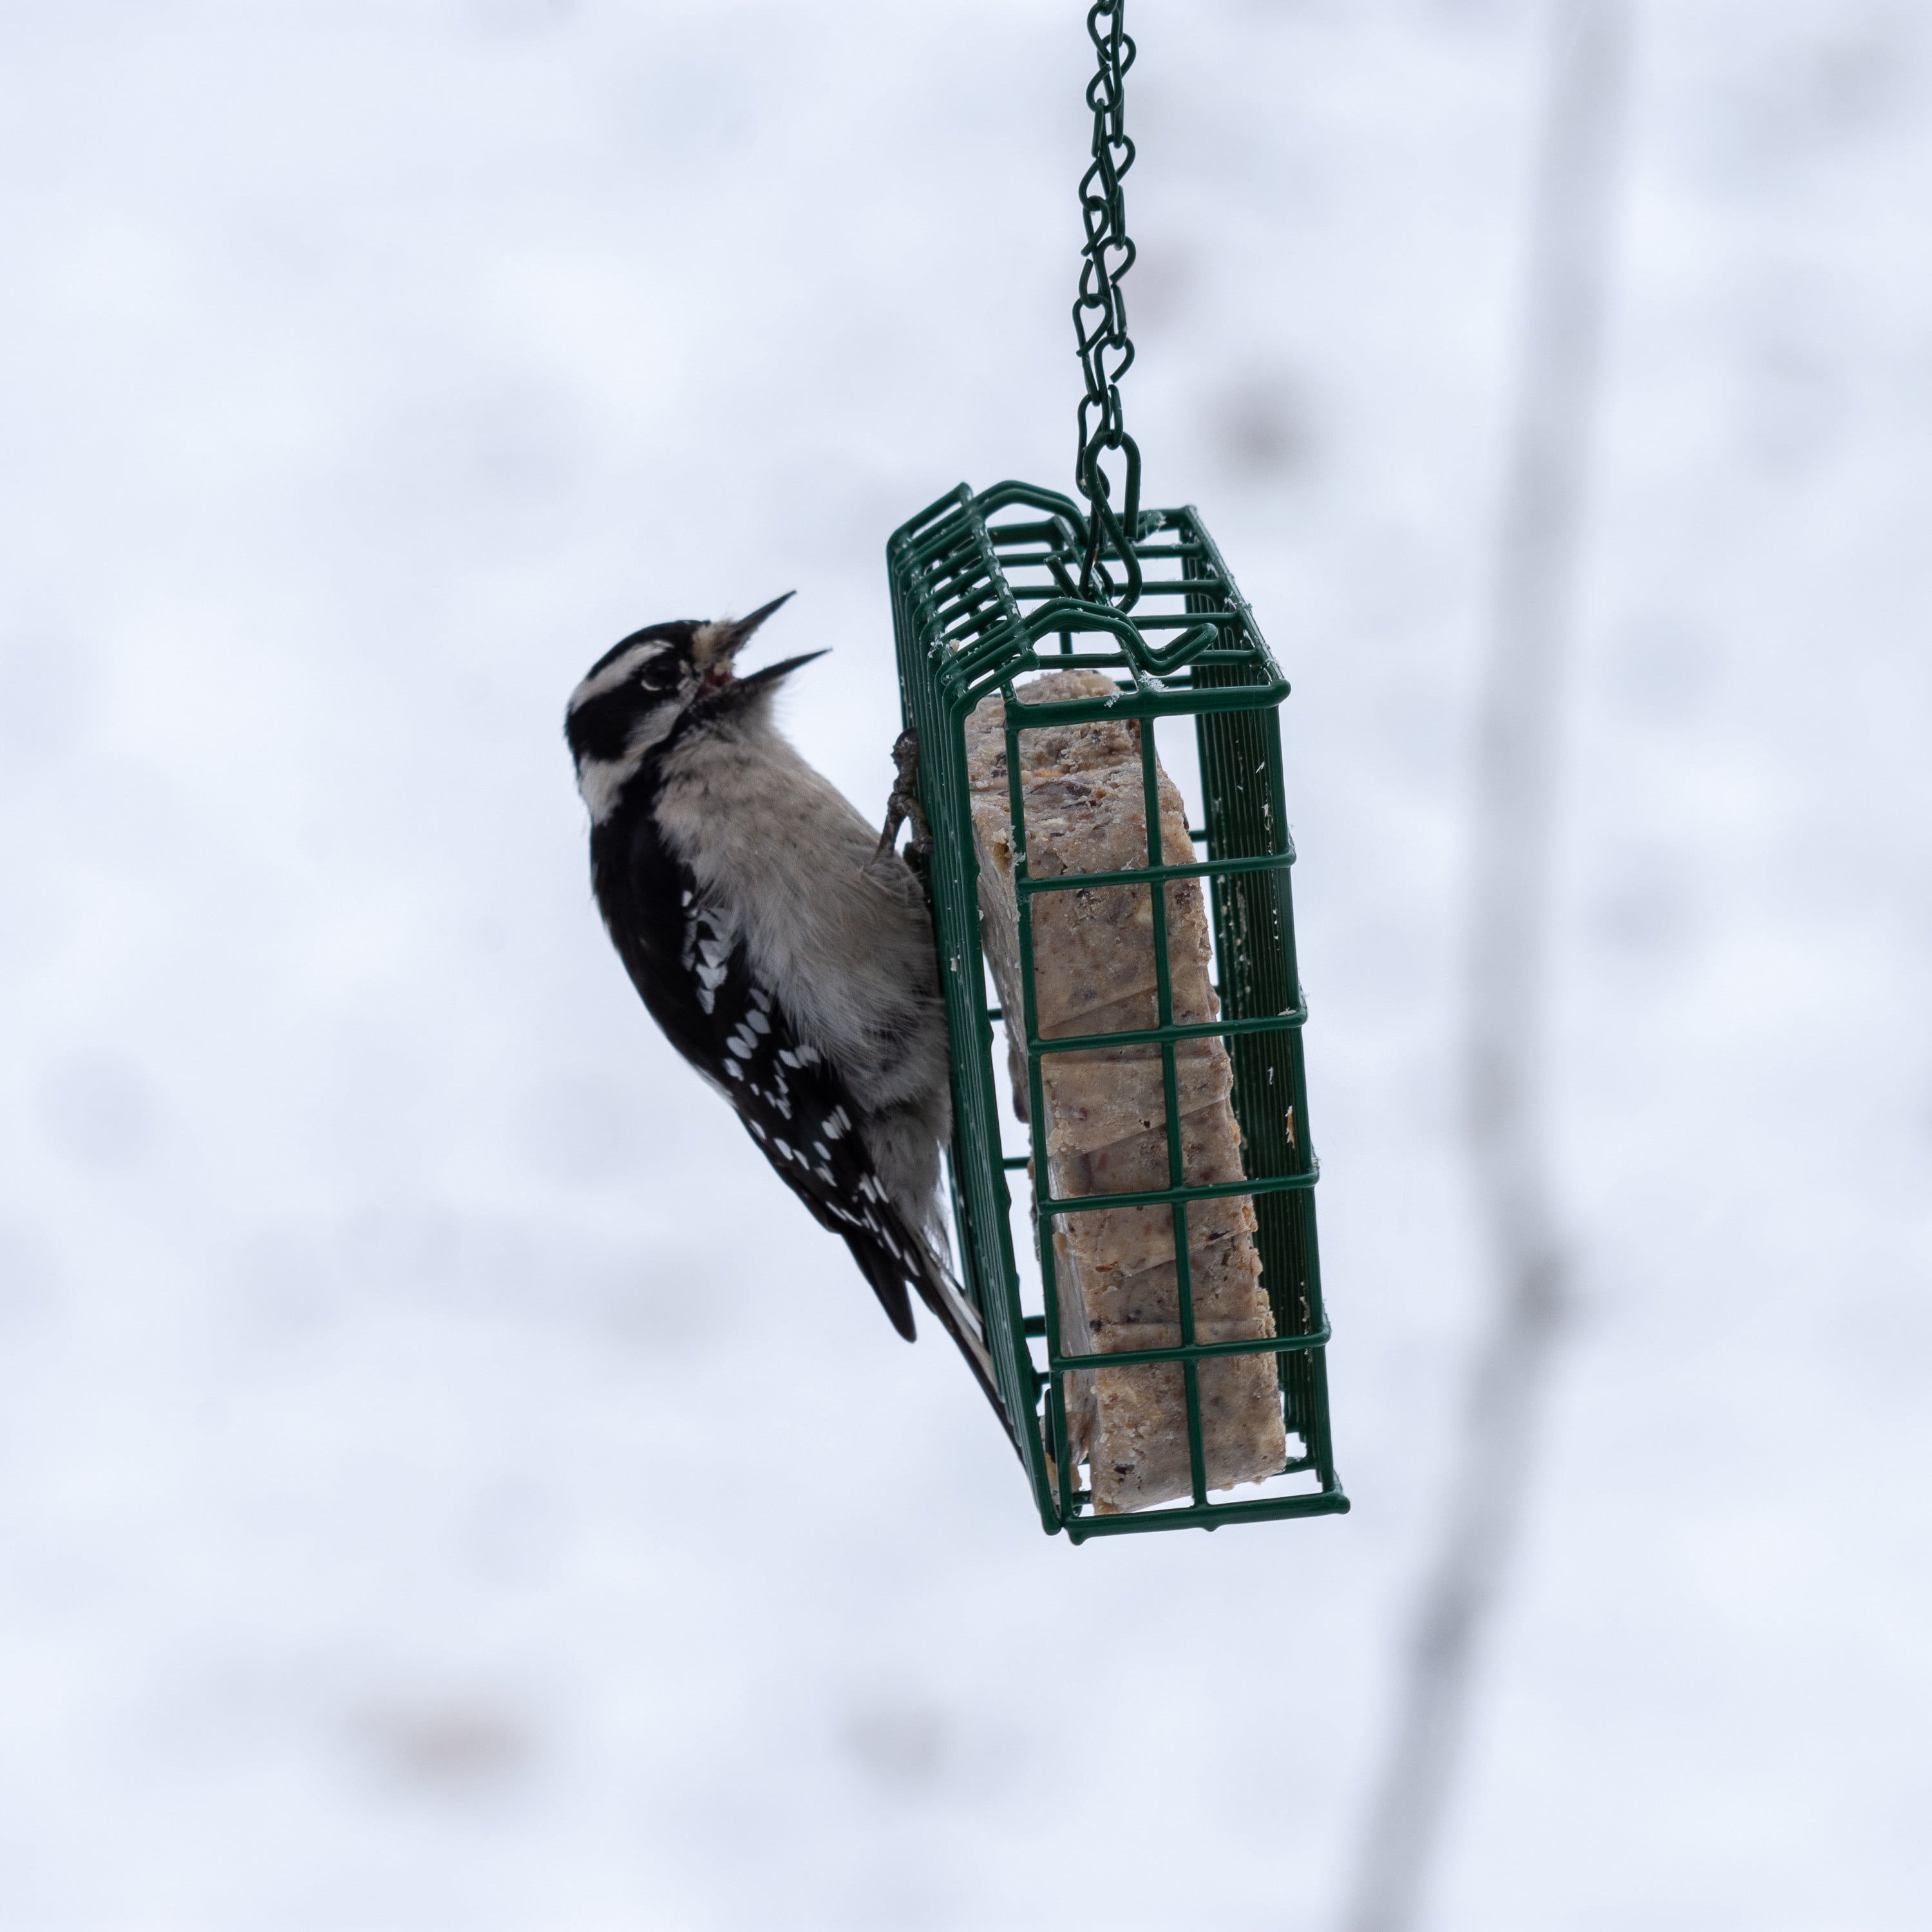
left=1072, top=1, right=1142, bottom=609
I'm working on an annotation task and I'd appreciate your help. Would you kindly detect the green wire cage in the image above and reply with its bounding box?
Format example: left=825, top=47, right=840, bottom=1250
left=889, top=478, right=1346, bottom=1541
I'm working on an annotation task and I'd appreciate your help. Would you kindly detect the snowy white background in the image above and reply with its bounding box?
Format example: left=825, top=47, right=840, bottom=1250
left=1, top=2, right=1927, bottom=1927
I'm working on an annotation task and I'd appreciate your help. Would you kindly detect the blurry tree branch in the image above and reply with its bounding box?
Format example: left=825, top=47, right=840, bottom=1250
left=1341, top=5, right=1634, bottom=1930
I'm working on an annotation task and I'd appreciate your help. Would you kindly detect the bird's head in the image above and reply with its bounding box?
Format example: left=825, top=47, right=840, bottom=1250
left=564, top=593, right=820, bottom=824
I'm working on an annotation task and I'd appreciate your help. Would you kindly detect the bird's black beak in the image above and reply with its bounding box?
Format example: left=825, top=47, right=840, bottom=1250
left=732, top=648, right=829, bottom=692
left=724, top=592, right=794, bottom=653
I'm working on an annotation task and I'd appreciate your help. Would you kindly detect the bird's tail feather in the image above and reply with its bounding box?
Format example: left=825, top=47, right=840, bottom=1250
left=910, top=1240, right=1023, bottom=1459
left=838, top=1206, right=1022, bottom=1459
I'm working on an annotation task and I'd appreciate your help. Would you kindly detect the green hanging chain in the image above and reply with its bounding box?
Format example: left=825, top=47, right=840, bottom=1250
left=1073, top=0, right=1144, bottom=611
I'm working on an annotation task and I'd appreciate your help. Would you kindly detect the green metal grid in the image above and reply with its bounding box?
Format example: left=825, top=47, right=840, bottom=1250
left=887, top=478, right=1346, bottom=1541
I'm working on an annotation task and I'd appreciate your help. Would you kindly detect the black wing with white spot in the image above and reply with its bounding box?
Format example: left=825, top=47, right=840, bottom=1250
left=592, top=814, right=941, bottom=1341
left=665, top=896, right=931, bottom=1343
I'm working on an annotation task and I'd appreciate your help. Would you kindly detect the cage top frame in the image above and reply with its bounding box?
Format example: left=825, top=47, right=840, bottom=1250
left=887, top=479, right=1345, bottom=1541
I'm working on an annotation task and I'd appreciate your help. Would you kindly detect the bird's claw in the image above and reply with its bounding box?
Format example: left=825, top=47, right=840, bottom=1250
left=875, top=726, right=933, bottom=871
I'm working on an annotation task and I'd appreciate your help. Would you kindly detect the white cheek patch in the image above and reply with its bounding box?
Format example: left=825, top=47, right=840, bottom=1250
left=574, top=703, right=685, bottom=822
left=575, top=754, right=639, bottom=824
left=568, top=639, right=672, bottom=713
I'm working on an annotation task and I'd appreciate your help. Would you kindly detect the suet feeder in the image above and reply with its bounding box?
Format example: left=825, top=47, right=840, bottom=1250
left=887, top=484, right=1345, bottom=1539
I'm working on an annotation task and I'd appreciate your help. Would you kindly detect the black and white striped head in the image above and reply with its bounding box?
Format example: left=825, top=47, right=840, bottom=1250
left=564, top=594, right=819, bottom=824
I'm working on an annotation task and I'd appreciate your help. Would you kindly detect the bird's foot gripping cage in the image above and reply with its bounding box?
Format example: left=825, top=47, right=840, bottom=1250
left=889, top=480, right=1346, bottom=1541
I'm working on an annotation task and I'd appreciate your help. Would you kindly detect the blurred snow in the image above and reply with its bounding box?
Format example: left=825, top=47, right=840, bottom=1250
left=0, top=1, right=1927, bottom=1927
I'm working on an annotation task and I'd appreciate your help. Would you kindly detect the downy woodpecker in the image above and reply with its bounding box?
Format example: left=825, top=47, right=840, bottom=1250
left=565, top=596, right=1010, bottom=1441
